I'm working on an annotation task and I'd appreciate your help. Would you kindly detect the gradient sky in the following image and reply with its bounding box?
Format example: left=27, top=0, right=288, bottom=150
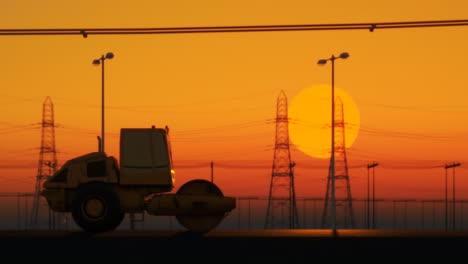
left=1, top=0, right=468, bottom=206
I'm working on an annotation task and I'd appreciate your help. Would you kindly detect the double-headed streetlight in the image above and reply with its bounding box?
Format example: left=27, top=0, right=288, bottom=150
left=92, top=52, right=114, bottom=153
left=317, top=52, right=349, bottom=234
left=367, top=162, right=379, bottom=229
left=444, top=162, right=461, bottom=231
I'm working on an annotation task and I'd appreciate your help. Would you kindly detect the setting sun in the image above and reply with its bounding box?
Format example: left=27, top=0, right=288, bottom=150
left=289, top=84, right=360, bottom=159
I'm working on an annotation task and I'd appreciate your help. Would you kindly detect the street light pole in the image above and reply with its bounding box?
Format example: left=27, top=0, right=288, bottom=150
left=331, top=57, right=336, bottom=233
left=444, top=162, right=460, bottom=231
left=92, top=52, right=114, bottom=153
left=449, top=162, right=460, bottom=230
left=367, top=163, right=370, bottom=229
left=371, top=162, right=379, bottom=229
left=100, top=58, right=105, bottom=153
left=210, top=160, right=214, bottom=183
left=453, top=165, right=456, bottom=230
left=367, top=162, right=378, bottom=229
left=318, top=52, right=349, bottom=234
left=445, top=165, right=448, bottom=231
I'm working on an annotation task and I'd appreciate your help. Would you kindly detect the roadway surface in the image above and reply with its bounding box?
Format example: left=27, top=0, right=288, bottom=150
left=2, top=229, right=468, bottom=261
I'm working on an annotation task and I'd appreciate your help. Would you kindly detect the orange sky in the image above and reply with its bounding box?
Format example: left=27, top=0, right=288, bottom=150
left=1, top=0, right=468, bottom=203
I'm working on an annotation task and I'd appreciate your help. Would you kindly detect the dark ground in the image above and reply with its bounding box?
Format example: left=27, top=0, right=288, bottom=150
left=1, top=229, right=468, bottom=261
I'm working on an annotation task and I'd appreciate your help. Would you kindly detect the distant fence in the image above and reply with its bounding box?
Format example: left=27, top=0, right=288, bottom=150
left=1, top=192, right=466, bottom=231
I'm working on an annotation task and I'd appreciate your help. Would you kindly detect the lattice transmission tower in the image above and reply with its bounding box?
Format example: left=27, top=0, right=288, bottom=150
left=265, top=90, right=299, bottom=229
left=31, top=96, right=58, bottom=228
left=321, top=97, right=355, bottom=228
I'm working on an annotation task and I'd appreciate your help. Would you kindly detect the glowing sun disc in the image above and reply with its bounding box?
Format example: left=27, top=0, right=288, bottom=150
left=289, top=84, right=360, bottom=159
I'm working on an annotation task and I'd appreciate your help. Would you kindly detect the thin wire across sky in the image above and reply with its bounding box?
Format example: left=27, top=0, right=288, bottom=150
left=1, top=19, right=468, bottom=35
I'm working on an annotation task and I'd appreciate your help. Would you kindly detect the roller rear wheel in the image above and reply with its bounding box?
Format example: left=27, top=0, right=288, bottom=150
left=175, top=179, right=225, bottom=233
left=71, top=183, right=124, bottom=233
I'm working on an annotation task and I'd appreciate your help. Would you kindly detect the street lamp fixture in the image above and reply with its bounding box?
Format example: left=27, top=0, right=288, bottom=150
left=317, top=51, right=349, bottom=234
left=92, top=52, right=114, bottom=153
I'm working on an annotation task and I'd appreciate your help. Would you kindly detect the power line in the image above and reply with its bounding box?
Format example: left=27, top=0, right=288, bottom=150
left=0, top=124, right=40, bottom=135
left=1, top=19, right=468, bottom=36
left=360, top=102, right=468, bottom=112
